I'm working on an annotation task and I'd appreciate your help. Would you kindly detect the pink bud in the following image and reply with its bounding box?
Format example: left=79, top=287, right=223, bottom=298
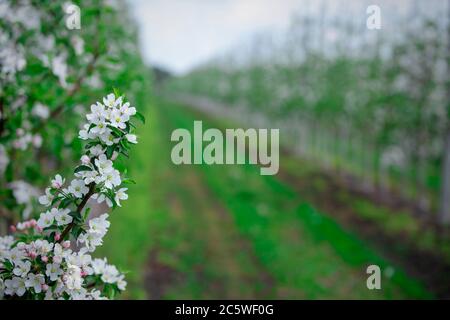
left=10, top=225, right=16, bottom=232
left=81, top=155, right=90, bottom=165
left=54, top=233, right=61, bottom=241
left=29, top=251, right=37, bottom=259
left=36, top=226, right=43, bottom=232
left=24, top=221, right=31, bottom=229
left=62, top=241, right=71, bottom=249
left=30, top=219, right=37, bottom=227
left=53, top=256, right=62, bottom=264
left=42, top=284, right=49, bottom=291
left=81, top=271, right=87, bottom=277
left=41, top=256, right=48, bottom=263
left=111, top=151, right=119, bottom=161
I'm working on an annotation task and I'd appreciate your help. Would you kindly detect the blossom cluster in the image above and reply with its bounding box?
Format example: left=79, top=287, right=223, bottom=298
left=0, top=93, right=142, bottom=300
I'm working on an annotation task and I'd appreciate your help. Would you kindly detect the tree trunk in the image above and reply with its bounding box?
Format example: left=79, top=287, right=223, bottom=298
left=439, top=130, right=450, bottom=224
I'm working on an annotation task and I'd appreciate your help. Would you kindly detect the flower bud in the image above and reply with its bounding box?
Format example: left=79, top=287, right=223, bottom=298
left=54, top=233, right=61, bottom=241
left=41, top=256, right=48, bottom=263
left=29, top=251, right=37, bottom=259
left=10, top=225, right=16, bottom=232
left=62, top=241, right=71, bottom=249
left=42, top=284, right=49, bottom=291
left=81, top=155, right=90, bottom=164
left=53, top=256, right=62, bottom=264
left=30, top=219, right=37, bottom=227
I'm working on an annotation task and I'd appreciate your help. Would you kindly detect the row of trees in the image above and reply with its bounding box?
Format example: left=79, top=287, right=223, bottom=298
left=0, top=0, right=150, bottom=300
left=0, top=0, right=151, bottom=233
left=167, top=3, right=450, bottom=224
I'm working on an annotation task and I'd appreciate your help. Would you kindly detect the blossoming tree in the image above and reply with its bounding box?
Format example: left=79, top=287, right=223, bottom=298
left=0, top=92, right=142, bottom=299
left=0, top=0, right=150, bottom=232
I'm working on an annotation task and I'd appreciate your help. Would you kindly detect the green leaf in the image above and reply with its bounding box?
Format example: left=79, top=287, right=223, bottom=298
left=122, top=178, right=136, bottom=185
left=108, top=125, right=123, bottom=137
left=135, top=112, right=146, bottom=124
left=59, top=197, right=73, bottom=209
left=69, top=211, right=83, bottom=223
left=120, top=138, right=129, bottom=150
left=83, top=207, right=91, bottom=221
left=106, top=145, right=115, bottom=159
left=74, top=165, right=93, bottom=173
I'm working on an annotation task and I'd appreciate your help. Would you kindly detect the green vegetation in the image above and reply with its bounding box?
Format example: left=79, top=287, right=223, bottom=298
left=102, top=99, right=431, bottom=299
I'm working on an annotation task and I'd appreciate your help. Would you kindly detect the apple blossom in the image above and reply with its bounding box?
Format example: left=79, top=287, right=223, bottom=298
left=0, top=93, right=139, bottom=300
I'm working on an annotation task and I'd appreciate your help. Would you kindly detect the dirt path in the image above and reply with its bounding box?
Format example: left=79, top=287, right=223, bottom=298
left=143, top=106, right=275, bottom=299
left=278, top=166, right=450, bottom=298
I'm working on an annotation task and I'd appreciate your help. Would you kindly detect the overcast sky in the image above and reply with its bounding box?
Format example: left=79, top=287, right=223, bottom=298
left=128, top=0, right=446, bottom=75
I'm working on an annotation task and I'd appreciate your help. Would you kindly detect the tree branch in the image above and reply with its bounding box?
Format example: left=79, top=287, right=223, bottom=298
left=58, top=182, right=96, bottom=243
left=34, top=52, right=100, bottom=134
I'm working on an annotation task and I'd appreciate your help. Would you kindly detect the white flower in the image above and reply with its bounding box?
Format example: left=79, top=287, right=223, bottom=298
left=68, top=179, right=89, bottom=198
left=110, top=109, right=127, bottom=129
left=54, top=208, right=73, bottom=226
left=52, top=54, right=68, bottom=88
left=5, top=277, right=26, bottom=297
left=100, top=129, right=119, bottom=146
left=115, top=188, right=128, bottom=207
left=25, top=273, right=45, bottom=293
left=32, top=134, right=43, bottom=148
left=90, top=289, right=108, bottom=300
left=46, top=263, right=63, bottom=281
left=33, top=239, right=53, bottom=255
left=31, top=103, right=49, bottom=119
left=103, top=169, right=121, bottom=189
left=103, top=93, right=120, bottom=108
left=37, top=210, right=55, bottom=229
left=9, top=181, right=39, bottom=205
left=91, top=119, right=108, bottom=135
left=120, top=102, right=136, bottom=117
left=94, top=154, right=113, bottom=174
left=39, top=187, right=54, bottom=206
left=92, top=193, right=113, bottom=207
left=71, top=35, right=84, bottom=55
left=6, top=247, right=25, bottom=265
left=13, top=260, right=31, bottom=278
left=89, top=144, right=104, bottom=157
left=126, top=134, right=137, bottom=144
left=79, top=123, right=95, bottom=140
left=89, top=214, right=110, bottom=236
left=101, top=264, right=120, bottom=284
left=80, top=155, right=90, bottom=165
left=78, top=231, right=103, bottom=252
left=86, top=102, right=106, bottom=124
left=64, top=264, right=83, bottom=290
left=117, top=275, right=127, bottom=291
left=91, top=258, right=107, bottom=275
left=51, top=174, right=65, bottom=189
left=78, top=170, right=98, bottom=185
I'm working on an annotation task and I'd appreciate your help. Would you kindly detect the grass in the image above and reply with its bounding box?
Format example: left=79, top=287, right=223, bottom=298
left=99, top=97, right=432, bottom=299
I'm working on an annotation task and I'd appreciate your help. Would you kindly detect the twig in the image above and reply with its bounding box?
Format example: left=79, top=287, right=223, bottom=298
left=58, top=183, right=96, bottom=242
left=34, top=52, right=100, bottom=134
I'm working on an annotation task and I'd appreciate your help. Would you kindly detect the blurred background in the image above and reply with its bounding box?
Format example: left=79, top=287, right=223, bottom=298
left=1, top=0, right=450, bottom=299
left=104, top=0, right=450, bottom=299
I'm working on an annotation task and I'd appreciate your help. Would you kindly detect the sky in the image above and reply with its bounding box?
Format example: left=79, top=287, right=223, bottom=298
left=128, top=0, right=306, bottom=74
left=128, top=0, right=446, bottom=75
